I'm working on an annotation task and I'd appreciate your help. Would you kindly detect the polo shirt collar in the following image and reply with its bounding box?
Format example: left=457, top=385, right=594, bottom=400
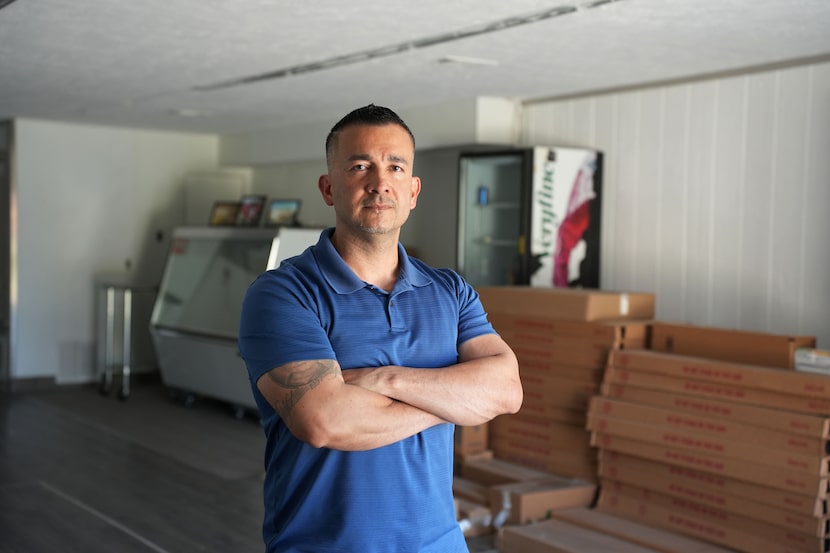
left=314, top=227, right=432, bottom=294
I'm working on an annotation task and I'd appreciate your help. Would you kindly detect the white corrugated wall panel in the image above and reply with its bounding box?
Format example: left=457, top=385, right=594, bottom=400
left=521, top=60, right=830, bottom=348
left=685, top=81, right=718, bottom=326
left=741, top=72, right=776, bottom=332
left=802, top=65, right=830, bottom=344
left=658, top=86, right=691, bottom=322
left=770, top=67, right=810, bottom=335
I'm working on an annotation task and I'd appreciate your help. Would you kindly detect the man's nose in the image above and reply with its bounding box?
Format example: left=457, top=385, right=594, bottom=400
left=366, top=167, right=391, bottom=194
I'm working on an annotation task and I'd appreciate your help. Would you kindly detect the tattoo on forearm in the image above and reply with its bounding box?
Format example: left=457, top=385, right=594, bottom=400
left=266, top=360, right=339, bottom=422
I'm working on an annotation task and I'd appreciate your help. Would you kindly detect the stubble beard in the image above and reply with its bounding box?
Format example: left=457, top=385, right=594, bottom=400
left=358, top=217, right=395, bottom=235
left=357, top=200, right=399, bottom=235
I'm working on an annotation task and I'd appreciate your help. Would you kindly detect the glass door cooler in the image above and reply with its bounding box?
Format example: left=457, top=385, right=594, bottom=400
left=457, top=147, right=603, bottom=289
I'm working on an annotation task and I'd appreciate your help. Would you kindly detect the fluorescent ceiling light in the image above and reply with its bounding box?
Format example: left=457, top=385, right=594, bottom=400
left=438, top=55, right=500, bottom=66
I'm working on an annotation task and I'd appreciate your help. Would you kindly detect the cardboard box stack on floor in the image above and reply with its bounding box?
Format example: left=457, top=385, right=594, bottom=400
left=462, top=457, right=735, bottom=552
left=453, top=455, right=598, bottom=540
left=588, top=322, right=828, bottom=553
left=454, top=422, right=493, bottom=471
left=476, top=286, right=655, bottom=482
left=497, top=507, right=738, bottom=553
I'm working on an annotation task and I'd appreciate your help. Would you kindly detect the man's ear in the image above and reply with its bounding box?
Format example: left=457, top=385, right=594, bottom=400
left=318, top=174, right=334, bottom=206
left=409, top=176, right=421, bottom=209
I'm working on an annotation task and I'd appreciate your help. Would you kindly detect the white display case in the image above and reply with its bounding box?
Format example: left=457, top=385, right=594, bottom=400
left=150, top=226, right=321, bottom=413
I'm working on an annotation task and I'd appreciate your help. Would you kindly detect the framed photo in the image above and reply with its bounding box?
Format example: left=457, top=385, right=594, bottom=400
left=208, top=201, right=240, bottom=226
left=265, top=199, right=302, bottom=227
left=236, top=195, right=267, bottom=227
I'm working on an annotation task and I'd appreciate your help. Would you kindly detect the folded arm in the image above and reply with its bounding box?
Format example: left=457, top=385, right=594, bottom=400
left=343, top=333, right=523, bottom=427
left=256, top=358, right=446, bottom=451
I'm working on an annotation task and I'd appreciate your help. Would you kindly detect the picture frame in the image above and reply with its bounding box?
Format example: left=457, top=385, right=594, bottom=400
left=208, top=201, right=240, bottom=226
left=264, top=199, right=302, bottom=227
left=236, top=195, right=267, bottom=227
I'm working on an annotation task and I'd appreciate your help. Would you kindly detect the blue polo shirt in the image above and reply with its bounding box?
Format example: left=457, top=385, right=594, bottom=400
left=238, top=228, right=495, bottom=553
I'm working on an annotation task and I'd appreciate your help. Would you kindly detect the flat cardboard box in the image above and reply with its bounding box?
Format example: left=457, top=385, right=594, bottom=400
left=591, top=432, right=829, bottom=497
left=496, top=314, right=652, bottom=346
left=599, top=450, right=826, bottom=517
left=461, top=457, right=560, bottom=487
left=489, top=435, right=598, bottom=482
left=520, top=371, right=599, bottom=411
left=521, top=363, right=605, bottom=385
left=519, top=396, right=589, bottom=420
left=611, top=349, right=830, bottom=400
left=650, top=321, right=815, bottom=369
left=488, top=312, right=651, bottom=347
left=498, top=518, right=663, bottom=553
left=489, top=425, right=595, bottom=459
left=500, top=328, right=626, bottom=353
left=455, top=423, right=489, bottom=456
left=506, top=403, right=588, bottom=426
left=552, top=507, right=738, bottom=553
left=490, top=414, right=593, bottom=451
left=599, top=461, right=828, bottom=535
left=452, top=475, right=490, bottom=506
left=597, top=488, right=819, bottom=553
left=514, top=342, right=610, bottom=369
left=586, top=411, right=829, bottom=475
left=588, top=396, right=829, bottom=456
left=603, top=366, right=830, bottom=416
left=602, top=479, right=829, bottom=547
left=489, top=478, right=597, bottom=525
left=601, top=382, right=830, bottom=438
left=454, top=448, right=494, bottom=474
left=477, top=286, right=656, bottom=322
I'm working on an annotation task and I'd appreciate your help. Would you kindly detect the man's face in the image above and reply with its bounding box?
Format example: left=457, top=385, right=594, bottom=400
left=319, top=124, right=420, bottom=237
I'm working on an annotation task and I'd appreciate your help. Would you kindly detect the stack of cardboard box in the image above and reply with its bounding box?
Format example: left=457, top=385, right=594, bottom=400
left=453, top=455, right=598, bottom=540
left=587, top=322, right=826, bottom=553
left=476, top=286, right=655, bottom=481
left=498, top=512, right=738, bottom=553
left=453, top=456, right=734, bottom=552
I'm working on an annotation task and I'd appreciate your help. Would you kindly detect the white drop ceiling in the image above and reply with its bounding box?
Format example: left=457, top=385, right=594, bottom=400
left=1, top=0, right=829, bottom=135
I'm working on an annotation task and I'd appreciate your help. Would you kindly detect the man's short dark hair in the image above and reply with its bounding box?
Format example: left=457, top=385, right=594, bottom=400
left=325, top=104, right=415, bottom=163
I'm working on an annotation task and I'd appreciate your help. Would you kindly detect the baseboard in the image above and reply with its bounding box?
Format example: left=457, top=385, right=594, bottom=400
left=1, top=376, right=58, bottom=393
left=0, top=371, right=162, bottom=394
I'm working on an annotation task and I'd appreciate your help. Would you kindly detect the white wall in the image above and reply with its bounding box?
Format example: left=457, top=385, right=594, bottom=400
left=219, top=97, right=519, bottom=165
left=251, top=159, right=333, bottom=230
left=14, top=120, right=218, bottom=383
left=522, top=61, right=830, bottom=348
left=219, top=99, right=480, bottom=165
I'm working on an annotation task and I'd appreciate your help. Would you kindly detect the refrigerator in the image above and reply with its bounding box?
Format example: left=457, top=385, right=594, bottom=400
left=457, top=146, right=602, bottom=288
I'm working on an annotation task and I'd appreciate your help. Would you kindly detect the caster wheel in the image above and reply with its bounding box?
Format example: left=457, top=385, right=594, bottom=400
left=117, top=387, right=129, bottom=402
left=233, top=406, right=247, bottom=420
left=182, top=393, right=196, bottom=408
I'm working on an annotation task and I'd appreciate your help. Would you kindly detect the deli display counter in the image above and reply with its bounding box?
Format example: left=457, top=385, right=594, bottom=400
left=150, top=226, right=321, bottom=413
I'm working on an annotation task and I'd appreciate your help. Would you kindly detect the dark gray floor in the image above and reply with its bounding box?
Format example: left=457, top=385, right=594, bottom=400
left=0, top=379, right=497, bottom=552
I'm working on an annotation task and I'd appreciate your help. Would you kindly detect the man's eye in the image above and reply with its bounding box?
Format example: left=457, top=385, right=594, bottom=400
left=392, top=166, right=403, bottom=172
left=351, top=164, right=367, bottom=171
